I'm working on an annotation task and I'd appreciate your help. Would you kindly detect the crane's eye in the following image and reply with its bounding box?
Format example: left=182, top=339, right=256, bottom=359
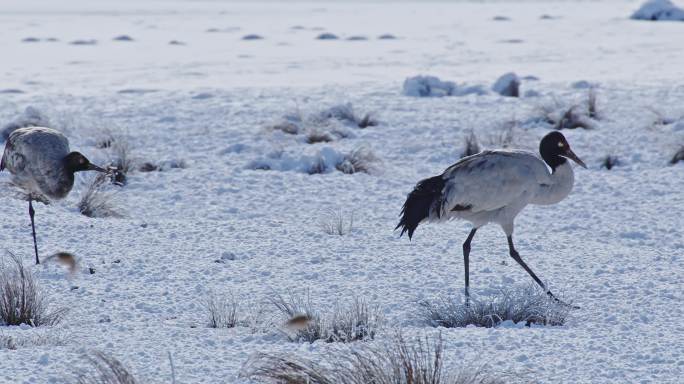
left=558, top=142, right=564, bottom=148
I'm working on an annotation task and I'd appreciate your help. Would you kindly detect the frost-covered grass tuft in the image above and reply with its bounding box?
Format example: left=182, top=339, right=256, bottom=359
left=535, top=100, right=595, bottom=130
left=670, top=146, right=684, bottom=164
left=72, top=351, right=138, bottom=384
left=419, top=285, right=570, bottom=328
left=0, top=252, right=66, bottom=327
left=601, top=155, right=620, bottom=170
left=204, top=293, right=241, bottom=328
left=78, top=173, right=125, bottom=218
left=1, top=106, right=50, bottom=141
left=319, top=210, right=354, bottom=236
left=306, top=130, right=335, bottom=144
left=554, top=106, right=593, bottom=130
left=138, top=159, right=187, bottom=172
left=0, top=330, right=69, bottom=350
left=461, top=131, right=481, bottom=158
left=98, top=131, right=134, bottom=185
left=486, top=125, right=515, bottom=149
left=587, top=88, right=600, bottom=120
left=269, top=291, right=382, bottom=343
left=357, top=112, right=378, bottom=128
left=270, top=103, right=377, bottom=143
left=241, top=333, right=508, bottom=384
left=336, top=146, right=380, bottom=174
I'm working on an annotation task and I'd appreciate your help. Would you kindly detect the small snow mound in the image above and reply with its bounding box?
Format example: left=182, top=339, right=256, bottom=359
left=169, top=40, right=186, bottom=45
left=492, top=72, right=520, bottom=97
left=0, top=89, right=24, bottom=94
left=631, top=0, right=684, bottom=21
left=113, top=35, right=134, bottom=42
left=2, top=106, right=50, bottom=141
left=493, top=16, right=511, bottom=21
left=22, top=37, right=40, bottom=43
left=316, top=33, right=339, bottom=40
left=402, top=75, right=486, bottom=97
left=242, top=34, right=264, bottom=40
left=377, top=34, right=397, bottom=40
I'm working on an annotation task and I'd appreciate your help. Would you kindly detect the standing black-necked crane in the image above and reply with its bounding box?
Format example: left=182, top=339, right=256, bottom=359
left=1, top=127, right=107, bottom=264
left=396, top=131, right=586, bottom=307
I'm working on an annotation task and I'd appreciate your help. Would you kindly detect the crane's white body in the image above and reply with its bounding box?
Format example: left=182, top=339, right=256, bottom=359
left=1, top=127, right=73, bottom=199
left=433, top=150, right=575, bottom=234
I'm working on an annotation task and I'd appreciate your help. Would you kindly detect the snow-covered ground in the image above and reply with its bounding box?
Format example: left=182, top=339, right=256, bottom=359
left=1, top=0, right=683, bottom=383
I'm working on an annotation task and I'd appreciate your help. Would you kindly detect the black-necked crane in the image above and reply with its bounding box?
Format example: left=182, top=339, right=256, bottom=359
left=1, top=127, right=106, bottom=264
left=396, top=131, right=586, bottom=307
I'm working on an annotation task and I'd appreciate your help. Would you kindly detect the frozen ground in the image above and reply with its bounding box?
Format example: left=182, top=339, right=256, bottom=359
left=1, top=1, right=683, bottom=383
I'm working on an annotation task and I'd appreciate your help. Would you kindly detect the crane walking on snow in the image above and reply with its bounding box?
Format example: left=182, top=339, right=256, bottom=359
left=1, top=127, right=107, bottom=264
left=396, top=131, right=586, bottom=307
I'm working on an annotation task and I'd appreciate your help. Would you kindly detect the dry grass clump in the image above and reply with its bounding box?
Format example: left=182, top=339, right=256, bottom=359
left=204, top=293, right=243, bottom=328
left=336, top=147, right=379, bottom=174
left=670, top=146, right=684, bottom=165
left=71, top=351, right=138, bottom=384
left=319, top=210, right=354, bottom=236
left=461, top=131, right=481, bottom=158
left=270, top=291, right=382, bottom=343
left=419, top=285, right=570, bottom=328
left=306, top=130, right=336, bottom=144
left=601, top=155, right=620, bottom=170
left=77, top=173, right=125, bottom=218
left=241, top=333, right=509, bottom=384
left=0, top=252, right=66, bottom=326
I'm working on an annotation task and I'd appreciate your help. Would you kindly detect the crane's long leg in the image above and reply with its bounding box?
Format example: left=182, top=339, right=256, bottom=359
left=28, top=199, right=40, bottom=264
left=507, top=235, right=578, bottom=309
left=462, top=228, right=477, bottom=306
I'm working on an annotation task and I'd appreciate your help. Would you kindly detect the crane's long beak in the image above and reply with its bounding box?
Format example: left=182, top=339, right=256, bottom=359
left=564, top=148, right=587, bottom=169
left=87, top=163, right=106, bottom=172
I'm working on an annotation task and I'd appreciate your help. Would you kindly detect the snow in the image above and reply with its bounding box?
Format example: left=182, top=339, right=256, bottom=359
left=631, top=0, right=684, bottom=21
left=1, top=0, right=684, bottom=383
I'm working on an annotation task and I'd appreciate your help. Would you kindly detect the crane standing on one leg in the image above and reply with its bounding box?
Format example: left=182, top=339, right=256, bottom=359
left=1, top=127, right=107, bottom=264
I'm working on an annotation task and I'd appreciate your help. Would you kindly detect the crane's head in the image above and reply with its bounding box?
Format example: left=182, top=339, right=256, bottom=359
left=540, top=132, right=587, bottom=170
left=64, top=152, right=106, bottom=173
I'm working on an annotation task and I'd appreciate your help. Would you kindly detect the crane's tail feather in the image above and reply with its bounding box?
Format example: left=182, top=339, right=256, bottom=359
left=396, top=175, right=445, bottom=240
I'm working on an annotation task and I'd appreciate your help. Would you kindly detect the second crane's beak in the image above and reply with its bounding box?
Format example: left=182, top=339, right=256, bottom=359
left=564, top=148, right=587, bottom=169
left=87, top=163, right=106, bottom=173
